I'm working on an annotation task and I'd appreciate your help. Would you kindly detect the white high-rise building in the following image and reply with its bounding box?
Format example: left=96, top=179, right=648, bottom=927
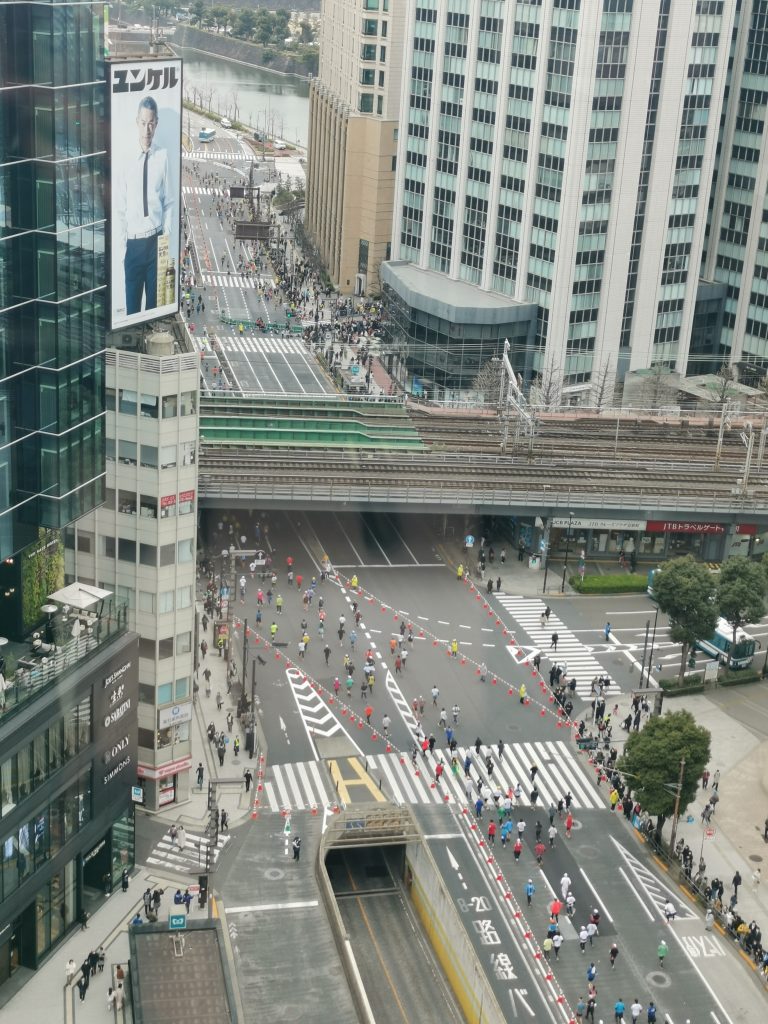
left=384, top=0, right=739, bottom=402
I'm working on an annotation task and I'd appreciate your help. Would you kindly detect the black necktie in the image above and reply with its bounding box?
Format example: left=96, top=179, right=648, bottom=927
left=143, top=151, right=149, bottom=218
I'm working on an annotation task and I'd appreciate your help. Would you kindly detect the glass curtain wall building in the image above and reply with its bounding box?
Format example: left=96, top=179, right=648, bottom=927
left=0, top=2, right=135, bottom=992
left=0, top=0, right=107, bottom=559
left=387, top=0, right=737, bottom=401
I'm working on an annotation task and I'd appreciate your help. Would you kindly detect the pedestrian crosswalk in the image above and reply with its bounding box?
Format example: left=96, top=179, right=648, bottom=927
left=217, top=336, right=308, bottom=356
left=183, top=186, right=224, bottom=196
left=145, top=830, right=231, bottom=874
left=262, top=740, right=604, bottom=813
left=494, top=595, right=619, bottom=697
left=184, top=150, right=252, bottom=162
left=201, top=272, right=261, bottom=290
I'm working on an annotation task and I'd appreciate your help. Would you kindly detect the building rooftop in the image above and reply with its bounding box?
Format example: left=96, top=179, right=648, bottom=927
left=381, top=261, right=534, bottom=325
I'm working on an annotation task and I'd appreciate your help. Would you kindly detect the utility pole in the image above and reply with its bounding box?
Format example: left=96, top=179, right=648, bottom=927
left=668, top=756, right=686, bottom=858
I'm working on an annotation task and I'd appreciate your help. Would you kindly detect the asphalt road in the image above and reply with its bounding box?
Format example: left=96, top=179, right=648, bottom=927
left=200, top=510, right=768, bottom=1024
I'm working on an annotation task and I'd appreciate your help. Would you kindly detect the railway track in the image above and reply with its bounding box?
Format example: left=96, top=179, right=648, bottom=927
left=198, top=447, right=766, bottom=504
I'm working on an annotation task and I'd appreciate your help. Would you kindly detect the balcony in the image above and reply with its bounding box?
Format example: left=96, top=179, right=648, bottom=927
left=0, top=586, right=128, bottom=724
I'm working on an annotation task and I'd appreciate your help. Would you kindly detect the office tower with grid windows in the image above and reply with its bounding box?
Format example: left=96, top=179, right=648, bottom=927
left=700, top=0, right=768, bottom=383
left=305, top=0, right=406, bottom=295
left=384, top=0, right=739, bottom=402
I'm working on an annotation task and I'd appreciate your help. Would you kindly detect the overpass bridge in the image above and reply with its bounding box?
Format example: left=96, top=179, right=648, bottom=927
left=196, top=393, right=768, bottom=526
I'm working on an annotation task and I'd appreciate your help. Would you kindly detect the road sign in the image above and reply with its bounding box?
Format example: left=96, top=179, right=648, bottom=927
left=131, top=786, right=144, bottom=803
left=187, top=884, right=200, bottom=895
left=704, top=827, right=716, bottom=839
left=169, top=913, right=187, bottom=931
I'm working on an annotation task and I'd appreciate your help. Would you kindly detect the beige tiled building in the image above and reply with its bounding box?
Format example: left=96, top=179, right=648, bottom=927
left=305, top=0, right=405, bottom=295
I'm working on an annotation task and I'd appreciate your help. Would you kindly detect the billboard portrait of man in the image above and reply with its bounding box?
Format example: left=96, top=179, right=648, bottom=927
left=110, top=60, right=182, bottom=329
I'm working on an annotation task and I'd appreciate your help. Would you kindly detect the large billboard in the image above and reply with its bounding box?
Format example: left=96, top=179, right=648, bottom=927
left=109, top=58, right=182, bottom=329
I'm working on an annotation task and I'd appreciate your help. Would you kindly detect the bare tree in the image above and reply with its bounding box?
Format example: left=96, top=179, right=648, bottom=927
left=472, top=358, right=504, bottom=407
left=707, top=362, right=737, bottom=405
left=529, top=359, right=562, bottom=410
left=591, top=358, right=615, bottom=410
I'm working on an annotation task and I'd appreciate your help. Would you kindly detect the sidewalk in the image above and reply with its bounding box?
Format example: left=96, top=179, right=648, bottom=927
left=4, top=864, right=213, bottom=1023
left=145, top=610, right=257, bottom=834
left=657, top=690, right=768, bottom=929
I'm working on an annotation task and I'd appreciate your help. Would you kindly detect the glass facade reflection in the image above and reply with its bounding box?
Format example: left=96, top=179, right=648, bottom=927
left=0, top=1, right=107, bottom=560
left=382, top=263, right=537, bottom=399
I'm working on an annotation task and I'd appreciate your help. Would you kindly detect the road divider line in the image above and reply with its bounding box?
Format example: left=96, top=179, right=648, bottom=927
left=618, top=866, right=655, bottom=921
left=578, top=867, right=615, bottom=923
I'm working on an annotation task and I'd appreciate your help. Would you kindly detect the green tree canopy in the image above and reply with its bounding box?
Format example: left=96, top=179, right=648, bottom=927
left=716, top=557, right=767, bottom=665
left=617, top=710, right=710, bottom=829
left=652, top=556, right=718, bottom=682
left=253, top=9, right=275, bottom=45
left=236, top=8, right=256, bottom=39
left=190, top=0, right=205, bottom=27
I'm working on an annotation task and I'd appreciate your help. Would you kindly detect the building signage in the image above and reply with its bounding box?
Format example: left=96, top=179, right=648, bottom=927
left=160, top=494, right=177, bottom=508
left=645, top=521, right=725, bottom=534
left=179, top=489, right=195, bottom=503
left=102, top=734, right=131, bottom=766
left=158, top=702, right=193, bottom=729
left=736, top=524, right=757, bottom=535
left=84, top=838, right=107, bottom=864
left=136, top=755, right=191, bottom=781
left=92, top=638, right=139, bottom=816
left=552, top=518, right=647, bottom=531
left=103, top=660, right=133, bottom=690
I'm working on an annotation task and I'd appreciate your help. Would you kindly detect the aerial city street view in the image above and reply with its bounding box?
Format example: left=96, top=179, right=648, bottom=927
left=3, top=1, right=768, bottom=1023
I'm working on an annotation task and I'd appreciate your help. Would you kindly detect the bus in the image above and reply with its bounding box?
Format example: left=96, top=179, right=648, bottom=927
left=198, top=128, right=216, bottom=143
left=696, top=617, right=757, bottom=669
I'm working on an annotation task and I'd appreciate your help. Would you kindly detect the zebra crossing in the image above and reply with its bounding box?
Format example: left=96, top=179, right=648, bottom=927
left=183, top=186, right=223, bottom=196
left=218, top=336, right=308, bottom=356
left=201, top=271, right=261, bottom=290
left=261, top=740, right=604, bottom=813
left=494, top=595, right=619, bottom=697
left=184, top=150, right=251, bottom=162
left=144, top=830, right=231, bottom=874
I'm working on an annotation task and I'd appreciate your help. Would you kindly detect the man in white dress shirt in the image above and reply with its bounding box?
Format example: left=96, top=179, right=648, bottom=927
left=117, top=95, right=173, bottom=314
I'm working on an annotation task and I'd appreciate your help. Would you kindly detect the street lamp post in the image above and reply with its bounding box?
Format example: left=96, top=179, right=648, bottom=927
left=561, top=512, right=574, bottom=593
left=668, top=756, right=686, bottom=859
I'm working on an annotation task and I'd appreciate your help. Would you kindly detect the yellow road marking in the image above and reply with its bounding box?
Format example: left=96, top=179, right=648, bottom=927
left=328, top=757, right=387, bottom=804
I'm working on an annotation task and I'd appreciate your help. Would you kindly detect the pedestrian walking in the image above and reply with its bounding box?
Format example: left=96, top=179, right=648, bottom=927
left=66, top=958, right=76, bottom=984
left=552, top=931, right=563, bottom=959
left=551, top=632, right=559, bottom=651
left=579, top=925, right=588, bottom=952
left=432, top=685, right=440, bottom=706
left=657, top=939, right=668, bottom=967
left=452, top=703, right=461, bottom=724
left=614, top=998, right=625, bottom=1024
left=604, top=622, right=612, bottom=640
left=488, top=821, right=496, bottom=845
left=586, top=997, right=596, bottom=1023
left=292, top=836, right=301, bottom=861
left=196, top=762, right=204, bottom=789
left=647, top=1003, right=657, bottom=1023
left=244, top=769, right=253, bottom=792
left=663, top=900, right=676, bottom=923
left=609, top=942, right=619, bottom=968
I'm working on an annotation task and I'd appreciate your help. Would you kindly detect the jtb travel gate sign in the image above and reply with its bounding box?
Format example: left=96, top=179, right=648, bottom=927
left=92, top=641, right=139, bottom=816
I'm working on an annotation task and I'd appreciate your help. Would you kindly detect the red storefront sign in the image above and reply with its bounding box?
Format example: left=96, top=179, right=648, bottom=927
left=137, top=755, right=191, bottom=781
left=645, top=521, right=725, bottom=534
left=646, top=522, right=757, bottom=535
left=160, top=494, right=177, bottom=508
left=179, top=489, right=195, bottom=503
